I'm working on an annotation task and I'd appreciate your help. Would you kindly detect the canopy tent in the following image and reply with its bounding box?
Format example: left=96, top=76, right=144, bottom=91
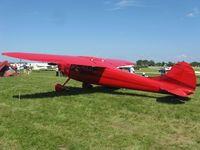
left=0, top=61, right=17, bottom=77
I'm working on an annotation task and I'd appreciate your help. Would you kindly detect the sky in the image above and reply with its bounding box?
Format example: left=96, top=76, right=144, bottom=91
left=0, top=0, right=200, bottom=62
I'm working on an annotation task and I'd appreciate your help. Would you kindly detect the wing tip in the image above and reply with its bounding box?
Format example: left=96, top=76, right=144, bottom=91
left=1, top=52, right=13, bottom=56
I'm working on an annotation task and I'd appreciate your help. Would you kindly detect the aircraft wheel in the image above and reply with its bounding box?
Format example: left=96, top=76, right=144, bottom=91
left=55, top=84, right=65, bottom=92
left=82, top=83, right=93, bottom=89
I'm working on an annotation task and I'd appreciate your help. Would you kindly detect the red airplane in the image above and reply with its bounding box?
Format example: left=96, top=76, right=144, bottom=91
left=2, top=52, right=196, bottom=97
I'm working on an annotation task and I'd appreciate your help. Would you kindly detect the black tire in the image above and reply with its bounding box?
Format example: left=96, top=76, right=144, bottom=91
left=82, top=83, right=93, bottom=89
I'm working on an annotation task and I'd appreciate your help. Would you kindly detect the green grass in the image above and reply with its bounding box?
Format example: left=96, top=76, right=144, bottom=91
left=0, top=71, right=200, bottom=150
left=136, top=67, right=159, bottom=72
left=194, top=67, right=200, bottom=71
left=135, top=67, right=160, bottom=76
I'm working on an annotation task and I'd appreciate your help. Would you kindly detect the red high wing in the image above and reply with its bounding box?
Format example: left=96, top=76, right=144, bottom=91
left=2, top=52, right=134, bottom=68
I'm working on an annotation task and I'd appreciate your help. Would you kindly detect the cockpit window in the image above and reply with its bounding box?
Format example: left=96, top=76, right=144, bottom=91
left=70, top=65, right=99, bottom=72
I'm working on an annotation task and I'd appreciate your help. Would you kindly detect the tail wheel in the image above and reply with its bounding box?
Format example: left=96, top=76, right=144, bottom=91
left=82, top=83, right=93, bottom=89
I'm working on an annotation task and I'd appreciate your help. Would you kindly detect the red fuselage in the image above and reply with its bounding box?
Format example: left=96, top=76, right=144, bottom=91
left=61, top=64, right=161, bottom=93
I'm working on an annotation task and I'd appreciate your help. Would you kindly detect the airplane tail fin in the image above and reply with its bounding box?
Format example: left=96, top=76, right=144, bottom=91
left=150, top=62, right=196, bottom=97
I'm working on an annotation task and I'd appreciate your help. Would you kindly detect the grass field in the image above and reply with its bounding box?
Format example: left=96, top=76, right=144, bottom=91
left=0, top=71, right=200, bottom=150
left=194, top=67, right=200, bottom=71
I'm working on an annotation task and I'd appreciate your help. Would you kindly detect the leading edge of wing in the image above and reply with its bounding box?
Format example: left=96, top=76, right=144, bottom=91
left=2, top=52, right=132, bottom=68
left=2, top=52, right=100, bottom=67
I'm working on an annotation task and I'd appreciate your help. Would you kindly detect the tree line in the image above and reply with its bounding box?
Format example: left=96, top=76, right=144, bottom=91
left=136, top=60, right=200, bottom=67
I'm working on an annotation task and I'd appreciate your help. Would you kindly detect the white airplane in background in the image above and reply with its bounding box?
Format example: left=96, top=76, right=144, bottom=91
left=27, top=62, right=55, bottom=71
left=195, top=71, right=200, bottom=75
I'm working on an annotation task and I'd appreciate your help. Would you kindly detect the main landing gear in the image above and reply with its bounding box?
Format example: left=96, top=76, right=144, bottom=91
left=82, top=82, right=93, bottom=89
left=55, top=78, right=93, bottom=92
left=55, top=77, right=70, bottom=92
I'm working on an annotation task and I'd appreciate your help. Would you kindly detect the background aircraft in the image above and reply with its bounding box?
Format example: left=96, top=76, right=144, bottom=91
left=2, top=52, right=196, bottom=97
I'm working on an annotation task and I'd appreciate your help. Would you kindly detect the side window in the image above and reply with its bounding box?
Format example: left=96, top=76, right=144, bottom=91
left=70, top=65, right=102, bottom=73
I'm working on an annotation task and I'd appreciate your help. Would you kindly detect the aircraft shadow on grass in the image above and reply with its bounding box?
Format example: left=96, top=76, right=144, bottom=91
left=156, top=96, right=189, bottom=104
left=13, top=86, right=189, bottom=104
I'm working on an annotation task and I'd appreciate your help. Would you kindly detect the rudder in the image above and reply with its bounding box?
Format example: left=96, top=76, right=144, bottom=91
left=165, top=62, right=196, bottom=90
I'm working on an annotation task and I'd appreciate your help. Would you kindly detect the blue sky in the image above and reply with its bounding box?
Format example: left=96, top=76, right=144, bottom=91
left=0, top=0, right=200, bottom=62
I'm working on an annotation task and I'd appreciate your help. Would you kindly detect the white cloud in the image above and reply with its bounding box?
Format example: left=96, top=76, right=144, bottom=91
left=186, top=8, right=199, bottom=17
left=116, top=0, right=134, bottom=8
left=107, top=0, right=144, bottom=11
left=177, top=54, right=188, bottom=59
left=187, top=12, right=194, bottom=17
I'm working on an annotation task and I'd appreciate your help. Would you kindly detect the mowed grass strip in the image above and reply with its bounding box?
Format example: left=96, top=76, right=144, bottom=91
left=0, top=71, right=200, bottom=150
